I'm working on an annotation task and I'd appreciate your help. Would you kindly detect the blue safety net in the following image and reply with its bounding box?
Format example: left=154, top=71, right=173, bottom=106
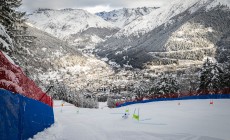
left=0, top=89, right=54, bottom=140
left=117, top=94, right=230, bottom=108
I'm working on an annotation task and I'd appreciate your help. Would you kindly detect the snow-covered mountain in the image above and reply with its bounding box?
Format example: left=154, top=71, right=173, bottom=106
left=17, top=24, right=119, bottom=92
left=115, top=0, right=230, bottom=37
left=10, top=24, right=142, bottom=95
left=3, top=0, right=229, bottom=107
left=1, top=23, right=155, bottom=99
left=27, top=8, right=119, bottom=48
left=96, top=7, right=158, bottom=28
left=10, top=24, right=82, bottom=85
left=96, top=0, right=230, bottom=68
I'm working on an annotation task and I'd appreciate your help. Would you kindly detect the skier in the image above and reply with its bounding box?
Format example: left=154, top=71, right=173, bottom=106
left=122, top=113, right=128, bottom=119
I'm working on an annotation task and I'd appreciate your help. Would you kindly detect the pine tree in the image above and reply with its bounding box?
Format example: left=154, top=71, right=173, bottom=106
left=154, top=73, right=179, bottom=95
left=199, top=58, right=223, bottom=94
left=0, top=0, right=36, bottom=77
left=0, top=0, right=35, bottom=51
left=222, top=61, right=230, bottom=90
left=215, top=31, right=230, bottom=93
left=0, top=0, right=25, bottom=38
left=0, top=24, right=13, bottom=51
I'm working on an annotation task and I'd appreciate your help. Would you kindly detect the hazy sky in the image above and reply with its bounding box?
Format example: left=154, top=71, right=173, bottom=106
left=20, top=0, right=168, bottom=13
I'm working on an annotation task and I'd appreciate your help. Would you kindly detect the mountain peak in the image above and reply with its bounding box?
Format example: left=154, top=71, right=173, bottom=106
left=96, top=7, right=159, bottom=28
left=114, top=0, right=230, bottom=37
left=27, top=8, right=117, bottom=39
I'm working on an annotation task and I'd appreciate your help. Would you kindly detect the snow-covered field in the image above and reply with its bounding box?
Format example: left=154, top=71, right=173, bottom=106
left=31, top=99, right=230, bottom=140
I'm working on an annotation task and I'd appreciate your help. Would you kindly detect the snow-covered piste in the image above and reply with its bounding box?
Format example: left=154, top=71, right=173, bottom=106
left=31, top=99, right=230, bottom=140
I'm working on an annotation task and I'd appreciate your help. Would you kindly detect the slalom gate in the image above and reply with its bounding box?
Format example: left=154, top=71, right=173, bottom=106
left=0, top=89, right=54, bottom=140
left=116, top=92, right=230, bottom=108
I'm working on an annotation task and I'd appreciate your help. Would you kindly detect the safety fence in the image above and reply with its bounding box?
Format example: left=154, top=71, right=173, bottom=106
left=0, top=51, right=52, bottom=107
left=116, top=92, right=230, bottom=108
left=0, top=89, right=54, bottom=140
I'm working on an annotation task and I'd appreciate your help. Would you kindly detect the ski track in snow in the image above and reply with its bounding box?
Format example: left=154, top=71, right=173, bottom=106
left=30, top=99, right=230, bottom=140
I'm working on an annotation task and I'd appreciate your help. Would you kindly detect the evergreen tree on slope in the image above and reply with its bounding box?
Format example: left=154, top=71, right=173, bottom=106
left=0, top=0, right=35, bottom=53
left=216, top=33, right=230, bottom=91
left=154, top=73, right=179, bottom=95
left=222, top=59, right=230, bottom=91
left=199, top=58, right=223, bottom=94
left=0, top=0, right=25, bottom=40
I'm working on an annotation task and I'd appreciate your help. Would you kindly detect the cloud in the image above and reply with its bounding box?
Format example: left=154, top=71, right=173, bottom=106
left=21, top=0, right=168, bottom=13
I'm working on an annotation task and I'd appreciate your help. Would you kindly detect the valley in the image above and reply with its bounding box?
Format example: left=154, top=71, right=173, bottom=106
left=1, top=0, right=229, bottom=108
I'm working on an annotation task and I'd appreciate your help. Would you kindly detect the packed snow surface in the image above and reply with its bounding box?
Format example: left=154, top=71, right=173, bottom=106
left=31, top=99, right=230, bottom=140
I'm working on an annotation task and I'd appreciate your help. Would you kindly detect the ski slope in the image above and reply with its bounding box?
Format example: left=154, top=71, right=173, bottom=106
left=31, top=99, right=230, bottom=140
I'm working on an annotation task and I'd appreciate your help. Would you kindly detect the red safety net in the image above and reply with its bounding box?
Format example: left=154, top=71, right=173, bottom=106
left=0, top=51, right=53, bottom=107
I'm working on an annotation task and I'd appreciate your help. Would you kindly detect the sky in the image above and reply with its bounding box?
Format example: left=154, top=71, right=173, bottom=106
left=20, top=0, right=168, bottom=13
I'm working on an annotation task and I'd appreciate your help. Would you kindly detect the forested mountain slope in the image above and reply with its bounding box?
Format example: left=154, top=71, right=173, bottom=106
left=96, top=0, right=230, bottom=68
